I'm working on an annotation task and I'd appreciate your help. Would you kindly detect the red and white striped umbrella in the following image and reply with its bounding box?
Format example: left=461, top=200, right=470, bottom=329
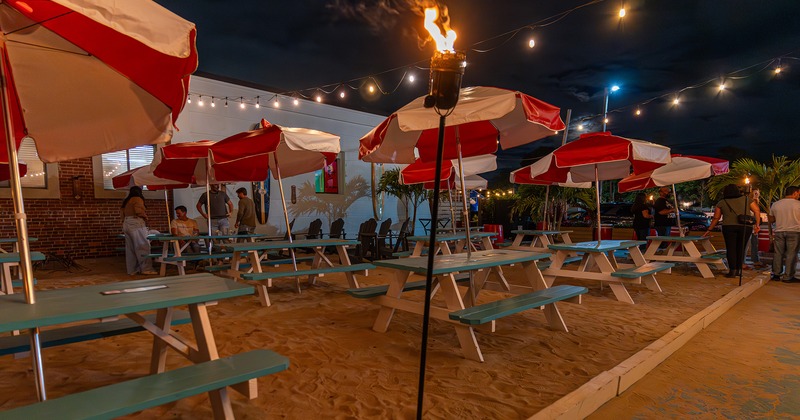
left=399, top=154, right=497, bottom=185
left=112, top=165, right=189, bottom=191
left=528, top=132, right=671, bottom=242
left=617, top=155, right=729, bottom=193
left=617, top=154, right=729, bottom=235
left=359, top=86, right=565, bottom=164
left=0, top=162, right=25, bottom=181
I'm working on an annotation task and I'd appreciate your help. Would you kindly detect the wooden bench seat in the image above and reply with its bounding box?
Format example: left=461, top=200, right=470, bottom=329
left=161, top=253, right=234, bottom=262
left=0, top=311, right=191, bottom=357
left=240, top=263, right=375, bottom=282
left=347, top=276, right=471, bottom=299
left=0, top=349, right=289, bottom=419
left=611, top=262, right=675, bottom=279
left=204, top=256, right=315, bottom=273
left=449, top=285, right=587, bottom=326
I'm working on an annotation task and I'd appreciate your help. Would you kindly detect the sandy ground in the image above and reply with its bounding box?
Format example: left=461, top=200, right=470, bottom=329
left=0, top=255, right=768, bottom=418
left=590, top=278, right=800, bottom=419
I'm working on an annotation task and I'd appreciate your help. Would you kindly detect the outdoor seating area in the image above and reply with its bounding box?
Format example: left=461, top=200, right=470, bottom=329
left=0, top=1, right=797, bottom=418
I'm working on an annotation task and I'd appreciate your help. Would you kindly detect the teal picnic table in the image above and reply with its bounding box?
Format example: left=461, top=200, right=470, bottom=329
left=154, top=233, right=267, bottom=276
left=0, top=274, right=255, bottom=416
left=543, top=240, right=673, bottom=304
left=643, top=235, right=727, bottom=278
left=364, top=249, right=579, bottom=361
left=507, top=229, right=573, bottom=253
left=219, top=239, right=368, bottom=306
left=407, top=231, right=497, bottom=257
left=0, top=251, right=46, bottom=295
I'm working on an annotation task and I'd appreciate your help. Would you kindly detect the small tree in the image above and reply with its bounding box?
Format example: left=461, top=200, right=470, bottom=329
left=511, top=184, right=595, bottom=230
left=378, top=167, right=427, bottom=234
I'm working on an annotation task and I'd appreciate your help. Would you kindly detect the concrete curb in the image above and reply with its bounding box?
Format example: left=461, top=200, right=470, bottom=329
left=529, top=274, right=769, bottom=420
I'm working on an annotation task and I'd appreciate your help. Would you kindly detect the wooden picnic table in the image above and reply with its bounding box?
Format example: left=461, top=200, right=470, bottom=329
left=643, top=235, right=727, bottom=278
left=153, top=233, right=266, bottom=276
left=0, top=274, right=256, bottom=417
left=408, top=231, right=507, bottom=283
left=542, top=240, right=673, bottom=304
left=219, top=238, right=370, bottom=306
left=0, top=252, right=46, bottom=295
left=507, top=229, right=573, bottom=252
left=364, top=249, right=584, bottom=362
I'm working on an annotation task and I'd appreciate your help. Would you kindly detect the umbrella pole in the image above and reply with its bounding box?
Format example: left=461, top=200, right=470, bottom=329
left=205, top=167, right=212, bottom=254
left=417, top=115, right=447, bottom=416
left=1, top=48, right=46, bottom=401
left=595, top=164, right=602, bottom=245
left=672, top=184, right=683, bottom=237
left=543, top=185, right=550, bottom=230
left=273, top=154, right=298, bottom=271
left=454, top=127, right=472, bottom=260
left=164, top=190, right=171, bottom=228
left=447, top=188, right=457, bottom=234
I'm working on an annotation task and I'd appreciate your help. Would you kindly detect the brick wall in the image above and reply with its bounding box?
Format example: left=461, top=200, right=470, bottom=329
left=0, top=158, right=170, bottom=259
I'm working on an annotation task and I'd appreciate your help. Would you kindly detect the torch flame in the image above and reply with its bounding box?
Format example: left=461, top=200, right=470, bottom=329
left=424, top=7, right=456, bottom=52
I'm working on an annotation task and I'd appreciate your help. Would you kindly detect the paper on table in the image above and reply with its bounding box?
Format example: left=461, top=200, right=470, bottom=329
left=101, top=285, right=168, bottom=295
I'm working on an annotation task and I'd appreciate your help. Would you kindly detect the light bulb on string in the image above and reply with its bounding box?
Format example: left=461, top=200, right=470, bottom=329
left=672, top=96, right=680, bottom=105
left=718, top=82, right=726, bottom=91
left=224, top=98, right=228, bottom=107
left=198, top=96, right=204, bottom=107
left=339, top=91, right=345, bottom=99
left=619, top=7, right=626, bottom=18
left=635, top=108, right=642, bottom=116
left=239, top=97, right=245, bottom=109
left=316, top=94, right=322, bottom=103
left=255, top=96, right=260, bottom=109
left=273, top=97, right=280, bottom=108
left=210, top=97, right=215, bottom=107
left=368, top=84, right=375, bottom=94
left=528, top=38, right=535, bottom=48
left=578, top=124, right=584, bottom=131
left=187, top=95, right=191, bottom=104
left=408, top=74, right=415, bottom=83
left=293, top=98, right=300, bottom=106
left=603, top=117, right=609, bottom=124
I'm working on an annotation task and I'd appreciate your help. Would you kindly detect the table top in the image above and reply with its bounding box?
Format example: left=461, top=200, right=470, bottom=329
left=0, top=252, right=46, bottom=263
left=646, top=235, right=710, bottom=242
left=548, top=240, right=645, bottom=252
left=372, top=249, right=550, bottom=275
left=511, top=230, right=573, bottom=235
left=0, top=237, right=38, bottom=244
left=0, top=274, right=253, bottom=332
left=220, top=238, right=359, bottom=252
left=408, top=232, right=496, bottom=242
left=152, top=233, right=267, bottom=241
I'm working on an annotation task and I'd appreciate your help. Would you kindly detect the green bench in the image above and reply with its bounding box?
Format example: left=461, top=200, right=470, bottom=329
left=161, top=253, right=234, bottom=263
left=203, top=256, right=315, bottom=273
left=0, top=349, right=289, bottom=419
left=347, top=275, right=470, bottom=299
left=241, top=263, right=376, bottom=306
left=536, top=256, right=583, bottom=270
left=701, top=250, right=726, bottom=260
left=448, top=285, right=588, bottom=326
left=0, top=311, right=192, bottom=357
left=611, top=262, right=675, bottom=279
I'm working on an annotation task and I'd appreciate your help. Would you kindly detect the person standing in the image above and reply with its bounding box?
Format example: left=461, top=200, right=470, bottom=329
left=196, top=184, right=233, bottom=235
left=170, top=205, right=201, bottom=254
left=769, top=186, right=800, bottom=283
left=120, top=186, right=156, bottom=275
left=653, top=187, right=677, bottom=242
left=703, top=184, right=761, bottom=278
left=631, top=193, right=653, bottom=249
left=234, top=187, right=257, bottom=234
left=746, top=189, right=763, bottom=266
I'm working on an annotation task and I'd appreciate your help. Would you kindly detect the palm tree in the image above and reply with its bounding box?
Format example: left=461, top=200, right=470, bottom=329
left=378, top=167, right=427, bottom=234
left=511, top=184, right=595, bottom=230
left=292, top=176, right=370, bottom=225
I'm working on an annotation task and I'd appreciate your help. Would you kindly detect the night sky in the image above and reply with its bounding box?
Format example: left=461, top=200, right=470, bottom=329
left=155, top=0, right=800, bottom=183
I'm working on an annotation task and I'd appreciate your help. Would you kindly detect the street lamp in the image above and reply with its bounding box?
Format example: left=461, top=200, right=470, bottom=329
left=602, top=85, right=620, bottom=131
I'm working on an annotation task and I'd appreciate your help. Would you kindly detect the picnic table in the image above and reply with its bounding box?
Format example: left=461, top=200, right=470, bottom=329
left=542, top=240, right=673, bottom=304
left=0, top=252, right=46, bottom=295
left=356, top=249, right=586, bottom=361
left=506, top=229, right=573, bottom=252
left=0, top=274, right=263, bottom=417
left=153, top=233, right=266, bottom=276
left=643, top=235, right=727, bottom=278
left=219, top=238, right=373, bottom=306
left=419, top=217, right=450, bottom=234
left=408, top=231, right=506, bottom=283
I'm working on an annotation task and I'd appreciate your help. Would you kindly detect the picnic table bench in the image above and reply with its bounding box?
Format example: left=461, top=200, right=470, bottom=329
left=506, top=229, right=574, bottom=253
left=0, top=349, right=289, bottom=419
left=0, top=310, right=191, bottom=357
left=643, top=235, right=727, bottom=278
left=0, top=251, right=46, bottom=295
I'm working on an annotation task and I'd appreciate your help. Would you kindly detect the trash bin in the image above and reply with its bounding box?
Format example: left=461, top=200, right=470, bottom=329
left=483, top=224, right=504, bottom=248
left=592, top=224, right=613, bottom=241
left=758, top=227, right=771, bottom=253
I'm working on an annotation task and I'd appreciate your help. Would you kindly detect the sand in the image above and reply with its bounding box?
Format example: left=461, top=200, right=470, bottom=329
left=0, top=256, right=766, bottom=418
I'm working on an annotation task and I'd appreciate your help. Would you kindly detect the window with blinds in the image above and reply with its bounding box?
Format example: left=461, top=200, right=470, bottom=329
left=0, top=137, right=46, bottom=188
left=101, top=145, right=155, bottom=190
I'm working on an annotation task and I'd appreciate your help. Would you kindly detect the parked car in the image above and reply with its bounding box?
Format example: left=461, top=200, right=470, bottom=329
left=560, top=203, right=713, bottom=231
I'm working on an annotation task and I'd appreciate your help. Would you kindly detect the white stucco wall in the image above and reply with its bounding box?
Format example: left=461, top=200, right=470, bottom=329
left=171, top=75, right=428, bottom=237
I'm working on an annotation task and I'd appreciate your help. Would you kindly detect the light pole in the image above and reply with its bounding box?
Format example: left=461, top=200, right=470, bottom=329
left=602, top=84, right=619, bottom=132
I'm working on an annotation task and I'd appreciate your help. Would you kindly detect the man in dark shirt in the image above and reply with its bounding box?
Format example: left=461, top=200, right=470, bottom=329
left=234, top=187, right=257, bottom=234
left=653, top=187, right=677, bottom=247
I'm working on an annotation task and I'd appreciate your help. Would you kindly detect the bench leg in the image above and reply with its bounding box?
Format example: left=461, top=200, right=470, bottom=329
left=593, top=254, right=635, bottom=304
left=542, top=303, right=568, bottom=332
left=336, top=245, right=360, bottom=288
left=189, top=302, right=237, bottom=419
left=372, top=270, right=411, bottom=333
left=643, top=274, right=663, bottom=292
left=607, top=283, right=635, bottom=304
left=437, top=273, right=483, bottom=362
left=256, top=285, right=271, bottom=307
left=149, top=308, right=175, bottom=374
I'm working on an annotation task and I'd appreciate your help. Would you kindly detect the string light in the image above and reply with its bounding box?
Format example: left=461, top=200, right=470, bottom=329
left=528, top=38, right=535, bottom=48
left=718, top=82, right=726, bottom=91
left=408, top=74, right=415, bottom=83
left=316, top=94, right=323, bottom=103
left=619, top=7, right=626, bottom=18
left=578, top=124, right=584, bottom=130
left=293, top=98, right=300, bottom=106
left=368, top=84, right=375, bottom=93
left=672, top=97, right=680, bottom=105
left=273, top=97, right=280, bottom=108
left=210, top=97, right=216, bottom=107
left=635, top=108, right=641, bottom=116
left=186, top=95, right=191, bottom=104
left=339, top=91, right=345, bottom=99
left=239, top=97, right=245, bottom=109
left=198, top=96, right=204, bottom=107
left=255, top=96, right=260, bottom=109
left=224, top=98, right=228, bottom=107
